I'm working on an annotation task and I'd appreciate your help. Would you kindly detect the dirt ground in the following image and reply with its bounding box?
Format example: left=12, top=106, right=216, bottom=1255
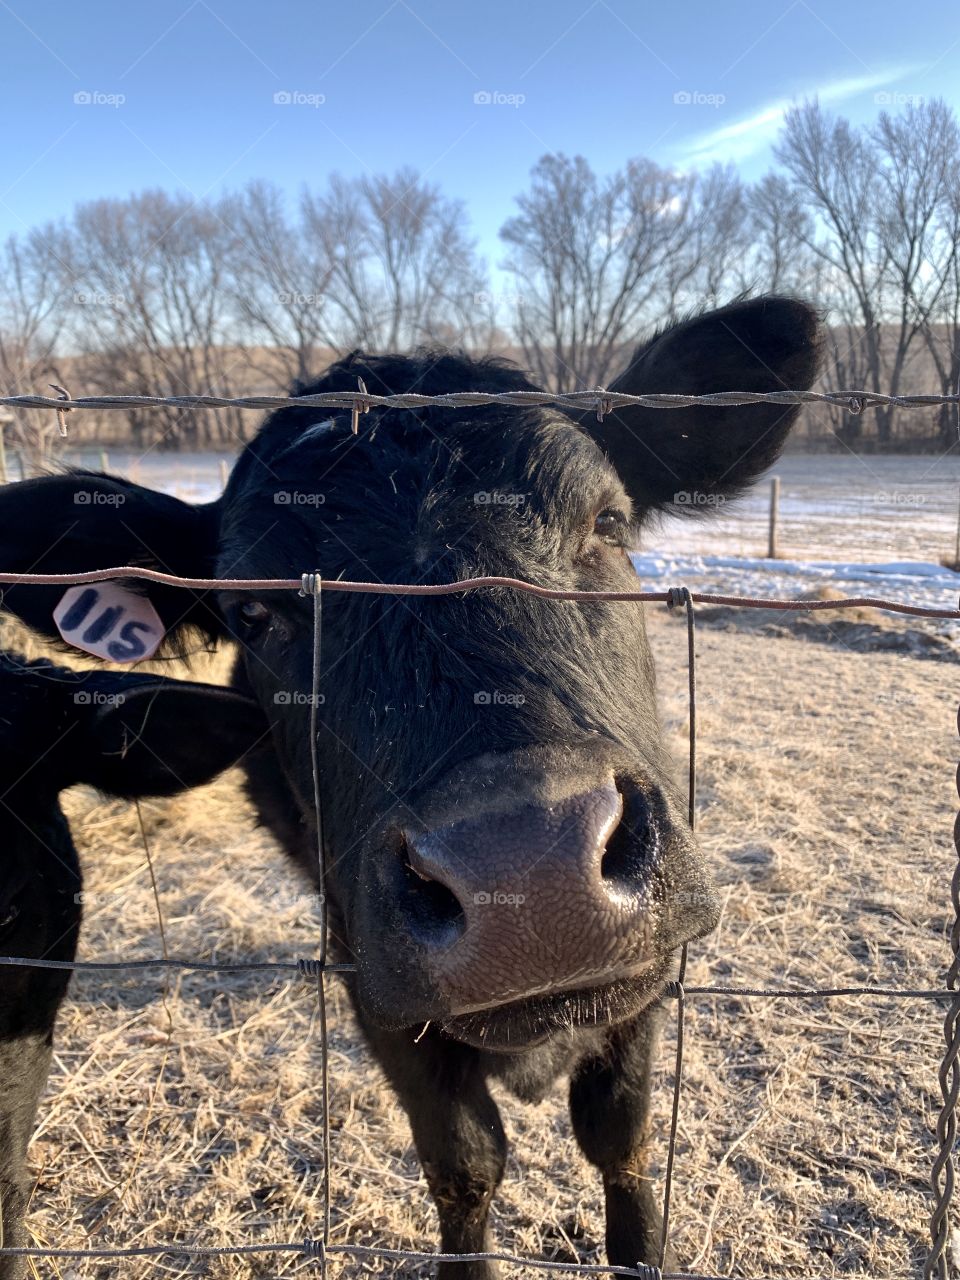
left=6, top=602, right=958, bottom=1280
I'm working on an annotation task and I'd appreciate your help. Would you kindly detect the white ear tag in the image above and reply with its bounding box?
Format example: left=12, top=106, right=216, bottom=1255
left=53, top=582, right=165, bottom=663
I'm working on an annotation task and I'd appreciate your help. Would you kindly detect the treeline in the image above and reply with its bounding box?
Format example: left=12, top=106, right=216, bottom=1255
left=2, top=97, right=959, bottom=457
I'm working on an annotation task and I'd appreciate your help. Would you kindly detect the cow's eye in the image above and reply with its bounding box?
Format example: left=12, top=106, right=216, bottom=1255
left=237, top=600, right=270, bottom=632
left=593, top=509, right=626, bottom=545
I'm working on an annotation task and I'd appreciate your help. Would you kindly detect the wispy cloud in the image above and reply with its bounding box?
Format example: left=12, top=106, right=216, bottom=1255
left=676, top=65, right=924, bottom=167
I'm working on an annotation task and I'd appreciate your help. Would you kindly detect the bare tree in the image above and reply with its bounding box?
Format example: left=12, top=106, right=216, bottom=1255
left=70, top=191, right=243, bottom=448
left=747, top=173, right=819, bottom=295
left=221, top=181, right=333, bottom=386
left=776, top=98, right=960, bottom=446
left=922, top=178, right=960, bottom=445
left=500, top=154, right=709, bottom=391
left=871, top=99, right=960, bottom=440
left=775, top=102, right=890, bottom=442
left=301, top=169, right=491, bottom=355
left=662, top=164, right=751, bottom=313
left=865, top=99, right=960, bottom=446
left=0, top=226, right=73, bottom=471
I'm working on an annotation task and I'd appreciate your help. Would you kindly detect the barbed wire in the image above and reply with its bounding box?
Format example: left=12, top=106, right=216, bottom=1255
left=0, top=569, right=957, bottom=1271
left=0, top=386, right=958, bottom=419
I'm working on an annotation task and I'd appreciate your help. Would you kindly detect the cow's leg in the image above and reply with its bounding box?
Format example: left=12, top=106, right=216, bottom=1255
left=356, top=1013, right=507, bottom=1280
left=569, top=1002, right=678, bottom=1271
left=0, top=822, right=80, bottom=1280
left=0, top=1032, right=58, bottom=1280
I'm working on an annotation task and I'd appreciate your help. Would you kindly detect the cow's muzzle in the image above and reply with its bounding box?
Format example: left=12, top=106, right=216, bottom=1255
left=369, top=749, right=719, bottom=1020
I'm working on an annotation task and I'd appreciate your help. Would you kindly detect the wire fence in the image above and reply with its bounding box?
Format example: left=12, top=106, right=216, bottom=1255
left=3, top=384, right=960, bottom=424
left=0, top=386, right=958, bottom=1277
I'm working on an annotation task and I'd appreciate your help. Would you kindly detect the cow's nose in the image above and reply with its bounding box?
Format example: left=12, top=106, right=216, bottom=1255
left=399, top=781, right=658, bottom=1012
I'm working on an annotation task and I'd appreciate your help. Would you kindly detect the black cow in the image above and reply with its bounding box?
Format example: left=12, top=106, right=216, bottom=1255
left=0, top=296, right=821, bottom=1275
left=0, top=653, right=265, bottom=1279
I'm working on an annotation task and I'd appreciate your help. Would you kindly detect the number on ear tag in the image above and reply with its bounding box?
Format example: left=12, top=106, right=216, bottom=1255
left=53, top=582, right=165, bottom=663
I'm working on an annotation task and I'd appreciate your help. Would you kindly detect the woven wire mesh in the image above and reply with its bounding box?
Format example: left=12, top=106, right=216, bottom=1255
left=0, top=383, right=957, bottom=1274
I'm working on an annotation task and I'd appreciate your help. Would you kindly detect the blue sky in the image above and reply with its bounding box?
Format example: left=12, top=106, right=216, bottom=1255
left=1, top=0, right=958, bottom=273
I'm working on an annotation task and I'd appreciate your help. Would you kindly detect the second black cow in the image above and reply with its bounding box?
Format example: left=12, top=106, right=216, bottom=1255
left=0, top=653, right=265, bottom=1278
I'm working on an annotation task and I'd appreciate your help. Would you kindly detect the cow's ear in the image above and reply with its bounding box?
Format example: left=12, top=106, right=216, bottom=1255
left=582, top=296, right=822, bottom=515
left=0, top=472, right=223, bottom=652
left=77, top=677, right=270, bottom=796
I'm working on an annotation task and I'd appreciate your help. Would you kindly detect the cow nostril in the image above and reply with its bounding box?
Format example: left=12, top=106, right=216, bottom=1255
left=600, top=779, right=653, bottom=886
left=398, top=835, right=466, bottom=947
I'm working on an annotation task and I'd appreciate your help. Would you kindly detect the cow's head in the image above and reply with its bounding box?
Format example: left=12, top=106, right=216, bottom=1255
left=0, top=651, right=268, bottom=1013
left=0, top=296, right=821, bottom=1047
left=0, top=652, right=269, bottom=801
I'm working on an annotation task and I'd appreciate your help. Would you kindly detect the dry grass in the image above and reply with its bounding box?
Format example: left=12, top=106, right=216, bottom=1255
left=6, top=608, right=957, bottom=1278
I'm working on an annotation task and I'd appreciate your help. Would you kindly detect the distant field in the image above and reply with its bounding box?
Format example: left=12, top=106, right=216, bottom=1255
left=6, top=601, right=954, bottom=1279
left=656, top=454, right=960, bottom=565
left=20, top=450, right=954, bottom=568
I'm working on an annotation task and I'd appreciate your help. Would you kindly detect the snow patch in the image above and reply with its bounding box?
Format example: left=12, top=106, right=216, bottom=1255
left=631, top=551, right=960, bottom=618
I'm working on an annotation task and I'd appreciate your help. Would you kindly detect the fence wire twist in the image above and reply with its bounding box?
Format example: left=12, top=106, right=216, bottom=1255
left=2, top=385, right=960, bottom=424
left=0, top=463, right=957, bottom=1271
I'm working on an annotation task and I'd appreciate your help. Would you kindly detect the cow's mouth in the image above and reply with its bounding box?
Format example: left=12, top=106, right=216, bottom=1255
left=437, top=959, right=672, bottom=1052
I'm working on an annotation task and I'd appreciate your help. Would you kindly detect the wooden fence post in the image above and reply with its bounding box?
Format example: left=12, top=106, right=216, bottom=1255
left=767, top=475, right=781, bottom=559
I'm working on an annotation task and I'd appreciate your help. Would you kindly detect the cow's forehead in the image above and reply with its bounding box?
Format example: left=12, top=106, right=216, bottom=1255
left=236, top=405, right=620, bottom=503
left=229, top=407, right=627, bottom=522
left=217, top=406, right=630, bottom=584
left=267, top=405, right=581, bottom=464
left=292, top=417, right=337, bottom=447
left=273, top=417, right=337, bottom=458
